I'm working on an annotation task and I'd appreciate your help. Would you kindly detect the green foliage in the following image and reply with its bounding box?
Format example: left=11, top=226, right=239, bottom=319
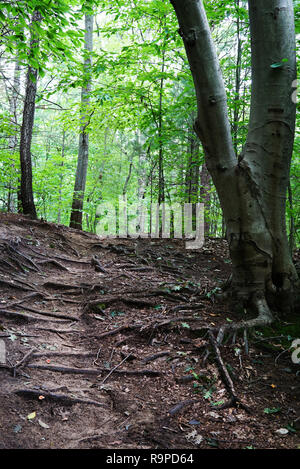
left=0, top=0, right=84, bottom=68
left=0, top=0, right=298, bottom=247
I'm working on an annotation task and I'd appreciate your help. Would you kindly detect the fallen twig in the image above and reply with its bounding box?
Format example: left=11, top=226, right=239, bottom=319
left=208, top=330, right=251, bottom=413
left=12, top=348, right=36, bottom=377
left=100, top=353, right=132, bottom=384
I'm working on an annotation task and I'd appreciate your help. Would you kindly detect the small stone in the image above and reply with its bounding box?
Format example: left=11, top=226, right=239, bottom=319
left=275, top=428, right=289, bottom=436
left=208, top=411, right=221, bottom=420
left=186, top=429, right=204, bottom=445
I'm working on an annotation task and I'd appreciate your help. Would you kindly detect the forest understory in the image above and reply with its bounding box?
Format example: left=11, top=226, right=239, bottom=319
left=0, top=212, right=299, bottom=450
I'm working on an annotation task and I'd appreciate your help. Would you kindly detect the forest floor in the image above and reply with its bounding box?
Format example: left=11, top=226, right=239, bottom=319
left=0, top=212, right=299, bottom=451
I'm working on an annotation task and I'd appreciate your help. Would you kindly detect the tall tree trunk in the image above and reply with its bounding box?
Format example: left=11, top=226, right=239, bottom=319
left=1, top=41, right=23, bottom=212
left=158, top=48, right=165, bottom=206
left=200, top=162, right=211, bottom=236
left=287, top=181, right=295, bottom=256
left=170, top=0, right=299, bottom=320
left=57, top=130, right=66, bottom=224
left=232, top=0, right=243, bottom=154
left=19, top=11, right=41, bottom=219
left=69, top=13, right=94, bottom=230
left=185, top=129, right=200, bottom=204
left=7, top=51, right=22, bottom=212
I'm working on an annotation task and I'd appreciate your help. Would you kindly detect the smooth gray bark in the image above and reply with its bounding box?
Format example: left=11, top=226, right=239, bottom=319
left=170, top=0, right=299, bottom=315
left=200, top=162, right=211, bottom=236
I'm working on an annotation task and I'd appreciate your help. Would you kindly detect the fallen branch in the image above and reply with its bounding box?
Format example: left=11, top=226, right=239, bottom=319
left=208, top=330, right=251, bottom=413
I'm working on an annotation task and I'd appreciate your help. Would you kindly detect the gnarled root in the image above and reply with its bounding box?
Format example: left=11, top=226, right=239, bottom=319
left=216, top=291, right=274, bottom=344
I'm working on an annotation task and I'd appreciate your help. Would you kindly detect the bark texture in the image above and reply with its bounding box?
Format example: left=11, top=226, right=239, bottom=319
left=19, top=11, right=42, bottom=220
left=7, top=51, right=21, bottom=212
left=170, top=0, right=299, bottom=317
left=70, top=14, right=94, bottom=230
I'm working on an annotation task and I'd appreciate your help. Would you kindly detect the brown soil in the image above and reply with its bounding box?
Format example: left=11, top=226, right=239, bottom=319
left=0, top=212, right=299, bottom=450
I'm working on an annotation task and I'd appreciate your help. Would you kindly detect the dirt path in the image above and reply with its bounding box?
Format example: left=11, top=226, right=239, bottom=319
left=0, top=213, right=299, bottom=450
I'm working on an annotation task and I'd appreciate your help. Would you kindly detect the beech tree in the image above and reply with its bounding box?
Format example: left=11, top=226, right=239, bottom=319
left=170, top=0, right=299, bottom=328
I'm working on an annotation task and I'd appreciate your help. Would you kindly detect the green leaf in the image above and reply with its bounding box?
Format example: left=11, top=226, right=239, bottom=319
left=264, top=407, right=281, bottom=414
left=286, top=424, right=297, bottom=433
left=211, top=400, right=225, bottom=407
left=204, top=390, right=212, bottom=400
left=27, top=411, right=36, bottom=420
left=181, top=322, right=191, bottom=329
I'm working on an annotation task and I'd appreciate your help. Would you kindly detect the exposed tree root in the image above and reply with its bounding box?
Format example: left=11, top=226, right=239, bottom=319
left=0, top=308, right=64, bottom=322
left=215, top=292, right=274, bottom=344
left=36, top=259, right=70, bottom=271
left=142, top=351, right=170, bottom=364
left=15, top=389, right=107, bottom=407
left=86, top=295, right=156, bottom=313
left=14, top=304, right=79, bottom=322
left=27, top=363, right=163, bottom=377
left=93, top=315, right=207, bottom=340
